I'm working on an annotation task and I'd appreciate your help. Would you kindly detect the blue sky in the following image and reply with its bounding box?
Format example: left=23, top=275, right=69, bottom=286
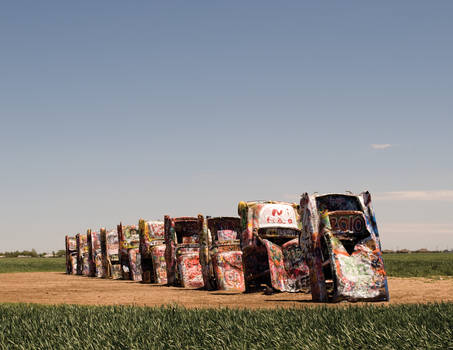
left=1, top=1, right=452, bottom=252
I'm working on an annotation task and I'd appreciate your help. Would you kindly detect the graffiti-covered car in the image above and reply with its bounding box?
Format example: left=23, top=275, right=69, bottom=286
left=164, top=215, right=204, bottom=288
left=65, top=235, right=78, bottom=274
left=139, top=219, right=167, bottom=284
left=100, top=228, right=122, bottom=279
left=76, top=233, right=90, bottom=276
left=88, top=230, right=104, bottom=278
left=201, top=216, right=245, bottom=292
left=300, top=192, right=389, bottom=302
left=118, top=223, right=142, bottom=281
left=238, top=201, right=310, bottom=293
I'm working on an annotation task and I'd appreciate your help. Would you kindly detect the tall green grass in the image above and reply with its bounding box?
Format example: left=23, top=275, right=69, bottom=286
left=383, top=253, right=453, bottom=277
left=0, top=303, right=451, bottom=349
left=0, top=257, right=65, bottom=274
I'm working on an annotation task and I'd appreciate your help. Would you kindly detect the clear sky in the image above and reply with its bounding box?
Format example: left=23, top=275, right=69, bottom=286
left=1, top=1, right=452, bottom=252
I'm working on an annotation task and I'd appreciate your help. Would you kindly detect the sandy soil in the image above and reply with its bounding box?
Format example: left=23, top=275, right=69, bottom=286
left=0, top=272, right=451, bottom=309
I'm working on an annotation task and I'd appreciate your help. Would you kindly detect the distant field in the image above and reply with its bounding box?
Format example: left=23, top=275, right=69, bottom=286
left=0, top=303, right=451, bottom=349
left=1, top=253, right=452, bottom=278
left=0, top=257, right=65, bottom=274
left=383, top=253, right=453, bottom=277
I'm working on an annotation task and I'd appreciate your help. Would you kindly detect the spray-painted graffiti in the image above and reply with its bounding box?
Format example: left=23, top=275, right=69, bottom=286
left=258, top=204, right=299, bottom=229
left=263, top=238, right=310, bottom=293
left=76, top=233, right=90, bottom=276
left=204, top=217, right=245, bottom=292
left=139, top=220, right=167, bottom=283
left=151, top=244, right=167, bottom=284
left=300, top=192, right=389, bottom=302
left=89, top=231, right=104, bottom=278
left=101, top=228, right=122, bottom=279
left=177, top=248, right=204, bottom=288
left=118, top=224, right=142, bottom=281
left=165, top=216, right=204, bottom=288
left=238, top=201, right=309, bottom=292
left=65, top=236, right=78, bottom=275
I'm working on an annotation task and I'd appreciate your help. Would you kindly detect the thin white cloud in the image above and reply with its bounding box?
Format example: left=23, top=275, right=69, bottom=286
left=371, top=143, right=392, bottom=150
left=374, top=190, right=453, bottom=201
left=381, top=222, right=453, bottom=234
left=379, top=222, right=453, bottom=250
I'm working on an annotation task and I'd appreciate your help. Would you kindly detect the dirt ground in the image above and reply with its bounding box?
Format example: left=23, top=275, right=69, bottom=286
left=0, top=272, right=452, bottom=309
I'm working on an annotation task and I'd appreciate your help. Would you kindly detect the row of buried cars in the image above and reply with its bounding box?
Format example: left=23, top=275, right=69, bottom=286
left=65, top=192, right=389, bottom=302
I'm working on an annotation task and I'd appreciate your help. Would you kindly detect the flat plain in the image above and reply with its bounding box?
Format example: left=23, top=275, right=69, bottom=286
left=0, top=272, right=451, bottom=308
left=1, top=252, right=453, bottom=276
left=0, top=253, right=452, bottom=349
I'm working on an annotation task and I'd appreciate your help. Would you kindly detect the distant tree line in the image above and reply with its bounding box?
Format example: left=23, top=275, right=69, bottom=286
left=382, top=248, right=453, bottom=254
left=0, top=249, right=66, bottom=258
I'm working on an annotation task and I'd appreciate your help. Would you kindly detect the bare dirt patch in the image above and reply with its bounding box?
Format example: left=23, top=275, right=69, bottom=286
left=0, top=272, right=451, bottom=309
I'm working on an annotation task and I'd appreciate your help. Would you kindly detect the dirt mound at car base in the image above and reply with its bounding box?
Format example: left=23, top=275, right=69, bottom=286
left=0, top=272, right=451, bottom=308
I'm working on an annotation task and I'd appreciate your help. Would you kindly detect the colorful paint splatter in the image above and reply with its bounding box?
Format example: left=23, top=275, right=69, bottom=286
left=177, top=247, right=204, bottom=288
left=88, top=231, right=105, bottom=278
left=165, top=216, right=204, bottom=288
left=76, top=233, right=90, bottom=276
left=262, top=238, right=310, bottom=293
left=204, top=217, right=245, bottom=292
left=212, top=246, right=245, bottom=291
left=101, top=228, right=122, bottom=279
left=300, top=192, right=389, bottom=302
left=151, top=244, right=167, bottom=284
left=118, top=224, right=142, bottom=281
left=65, top=236, right=77, bottom=275
left=238, top=201, right=309, bottom=292
left=139, top=220, right=167, bottom=283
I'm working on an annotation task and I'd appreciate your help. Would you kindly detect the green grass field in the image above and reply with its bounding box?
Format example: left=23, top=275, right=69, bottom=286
left=0, top=303, right=451, bottom=349
left=0, top=256, right=451, bottom=348
left=1, top=253, right=453, bottom=277
left=0, top=257, right=65, bottom=274
left=383, top=253, right=453, bottom=277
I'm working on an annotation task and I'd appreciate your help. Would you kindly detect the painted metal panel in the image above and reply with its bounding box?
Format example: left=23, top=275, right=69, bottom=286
left=65, top=235, right=78, bottom=275
left=165, top=216, right=204, bottom=288
left=204, top=217, right=245, bottom=292
left=300, top=192, right=389, bottom=302
left=239, top=200, right=309, bottom=292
